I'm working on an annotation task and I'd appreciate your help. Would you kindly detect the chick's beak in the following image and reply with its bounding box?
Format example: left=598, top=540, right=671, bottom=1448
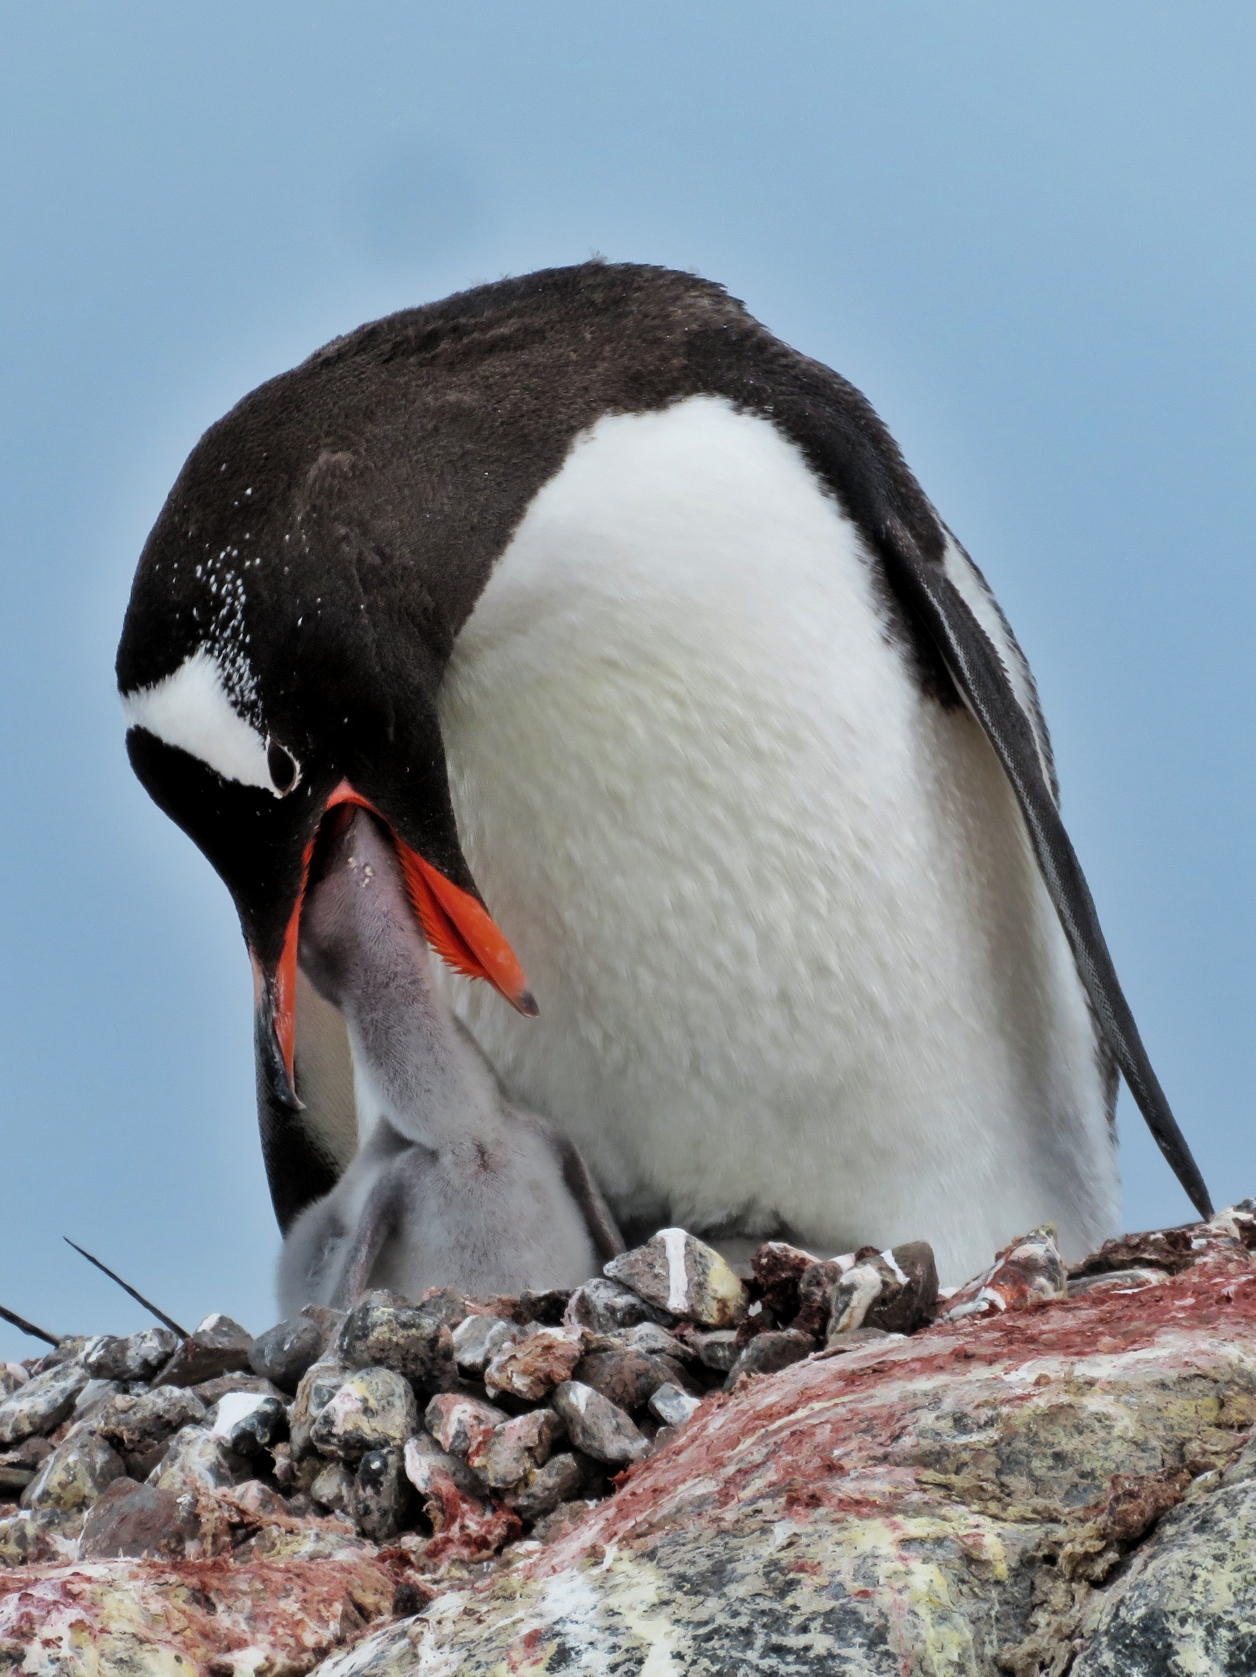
left=250, top=778, right=536, bottom=1114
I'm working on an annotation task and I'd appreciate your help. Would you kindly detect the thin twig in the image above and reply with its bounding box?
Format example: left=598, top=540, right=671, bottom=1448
left=0, top=1303, right=61, bottom=1348
left=63, top=1239, right=189, bottom=1339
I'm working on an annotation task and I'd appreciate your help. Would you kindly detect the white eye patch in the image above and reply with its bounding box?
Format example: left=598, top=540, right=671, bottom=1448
left=121, top=646, right=299, bottom=796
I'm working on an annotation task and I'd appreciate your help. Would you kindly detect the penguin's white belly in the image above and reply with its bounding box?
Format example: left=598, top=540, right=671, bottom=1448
left=434, top=396, right=1118, bottom=1284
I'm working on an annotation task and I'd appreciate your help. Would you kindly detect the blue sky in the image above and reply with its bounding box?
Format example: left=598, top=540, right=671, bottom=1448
left=1, top=3, right=1251, bottom=1358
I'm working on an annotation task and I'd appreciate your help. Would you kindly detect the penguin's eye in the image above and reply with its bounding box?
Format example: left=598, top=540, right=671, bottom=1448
left=267, top=740, right=299, bottom=794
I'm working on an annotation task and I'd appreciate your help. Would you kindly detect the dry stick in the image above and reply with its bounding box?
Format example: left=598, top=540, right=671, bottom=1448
left=0, top=1303, right=62, bottom=1348
left=63, top=1239, right=189, bottom=1339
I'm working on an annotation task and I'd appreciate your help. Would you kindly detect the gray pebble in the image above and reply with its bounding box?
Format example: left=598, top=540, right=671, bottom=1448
left=351, top=1445, right=410, bottom=1541
left=604, top=1230, right=747, bottom=1328
left=552, top=1381, right=649, bottom=1467
left=477, top=1409, right=565, bottom=1490
left=309, top=1366, right=418, bottom=1459
left=249, top=1316, right=328, bottom=1392
left=506, top=1452, right=585, bottom=1522
left=149, top=1425, right=243, bottom=1494
left=153, top=1314, right=254, bottom=1388
left=210, top=1391, right=287, bottom=1457
left=310, top=1459, right=355, bottom=1513
left=334, top=1293, right=457, bottom=1395
left=564, top=1278, right=675, bottom=1334
left=648, top=1383, right=702, bottom=1428
left=84, top=1328, right=179, bottom=1383
left=0, top=1359, right=89, bottom=1446
left=289, top=1362, right=351, bottom=1456
left=724, top=1328, right=814, bottom=1388
left=450, top=1314, right=520, bottom=1377
left=93, top=1386, right=208, bottom=1457
left=691, top=1330, right=740, bottom=1373
left=20, top=1433, right=126, bottom=1514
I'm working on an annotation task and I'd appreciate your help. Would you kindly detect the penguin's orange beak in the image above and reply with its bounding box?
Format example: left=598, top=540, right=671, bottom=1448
left=256, top=779, right=536, bottom=1101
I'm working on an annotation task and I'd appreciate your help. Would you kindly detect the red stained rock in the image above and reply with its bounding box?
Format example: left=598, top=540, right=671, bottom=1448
left=484, top=1328, right=584, bottom=1402
left=0, top=1550, right=395, bottom=1671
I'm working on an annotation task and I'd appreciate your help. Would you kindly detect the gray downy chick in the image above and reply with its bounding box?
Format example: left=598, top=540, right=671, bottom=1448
left=277, top=807, right=622, bottom=1312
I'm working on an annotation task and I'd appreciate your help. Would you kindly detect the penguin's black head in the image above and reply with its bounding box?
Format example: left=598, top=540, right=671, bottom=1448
left=116, top=331, right=541, bottom=1130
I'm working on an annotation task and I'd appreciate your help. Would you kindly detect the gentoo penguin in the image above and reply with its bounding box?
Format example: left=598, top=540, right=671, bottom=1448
left=277, top=803, right=623, bottom=1311
left=116, top=262, right=1211, bottom=1284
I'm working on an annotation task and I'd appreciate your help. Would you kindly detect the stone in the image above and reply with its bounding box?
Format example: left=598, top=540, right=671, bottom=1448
left=691, top=1328, right=740, bottom=1373
left=310, top=1459, right=355, bottom=1513
left=0, top=1437, right=52, bottom=1495
left=826, top=1251, right=896, bottom=1337
left=517, top=1288, right=574, bottom=1326
left=563, top=1276, right=675, bottom=1333
left=210, top=1390, right=287, bottom=1456
left=551, top=1381, right=650, bottom=1466
left=572, top=1347, right=683, bottom=1412
left=83, top=1327, right=179, bottom=1382
left=604, top=1228, right=747, bottom=1327
left=93, top=1385, right=207, bottom=1457
left=751, top=1240, right=821, bottom=1322
left=248, top=1314, right=329, bottom=1390
left=944, top=1223, right=1069, bottom=1321
left=506, top=1452, right=586, bottom=1523
left=474, top=1409, right=566, bottom=1490
left=77, top=1477, right=201, bottom=1559
left=0, top=1358, right=89, bottom=1445
left=484, top=1327, right=585, bottom=1402
left=153, top=1312, right=254, bottom=1386
left=403, top=1431, right=486, bottom=1501
left=0, top=1510, right=49, bottom=1566
left=612, top=1321, right=694, bottom=1360
left=864, top=1240, right=939, bottom=1333
left=424, top=1392, right=507, bottom=1458
left=725, top=1327, right=814, bottom=1387
left=149, top=1424, right=243, bottom=1494
left=1068, top=1266, right=1170, bottom=1298
left=231, top=1477, right=289, bottom=1522
left=71, top=1378, right=124, bottom=1421
left=19, top=1433, right=125, bottom=1513
left=0, top=1365, right=27, bottom=1399
left=351, top=1446, right=410, bottom=1541
left=334, top=1292, right=458, bottom=1394
left=0, top=1464, right=34, bottom=1496
left=414, top=1286, right=469, bottom=1329
left=289, top=1360, right=351, bottom=1455
left=192, top=1371, right=287, bottom=1407
left=788, top=1258, right=844, bottom=1338
left=648, top=1382, right=702, bottom=1428
left=309, top=1366, right=418, bottom=1459
left=26, top=1338, right=87, bottom=1375
left=1070, top=1225, right=1197, bottom=1279
left=0, top=1508, right=83, bottom=1567
left=451, top=1312, right=521, bottom=1376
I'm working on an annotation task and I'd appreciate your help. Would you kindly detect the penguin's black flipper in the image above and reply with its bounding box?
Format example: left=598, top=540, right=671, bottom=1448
left=876, top=516, right=1212, bottom=1219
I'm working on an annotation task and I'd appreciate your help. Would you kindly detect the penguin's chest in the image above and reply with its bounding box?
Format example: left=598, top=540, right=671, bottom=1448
left=433, top=397, right=1105, bottom=1265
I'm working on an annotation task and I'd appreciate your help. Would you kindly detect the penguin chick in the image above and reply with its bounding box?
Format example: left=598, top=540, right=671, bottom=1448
left=277, top=807, right=622, bottom=1312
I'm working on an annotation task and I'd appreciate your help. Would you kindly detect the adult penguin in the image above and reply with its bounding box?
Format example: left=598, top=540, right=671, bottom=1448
left=116, top=262, right=1211, bottom=1284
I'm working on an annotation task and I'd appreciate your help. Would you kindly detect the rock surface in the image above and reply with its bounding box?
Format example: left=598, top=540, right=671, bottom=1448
left=2, top=1207, right=1255, bottom=1672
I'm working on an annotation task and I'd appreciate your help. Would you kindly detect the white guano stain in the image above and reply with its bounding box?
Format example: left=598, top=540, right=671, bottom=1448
left=661, top=1228, right=689, bottom=1314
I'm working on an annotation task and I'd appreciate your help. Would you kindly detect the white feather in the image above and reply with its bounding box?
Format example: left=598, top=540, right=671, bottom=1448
left=424, top=395, right=1117, bottom=1285
left=120, top=646, right=279, bottom=792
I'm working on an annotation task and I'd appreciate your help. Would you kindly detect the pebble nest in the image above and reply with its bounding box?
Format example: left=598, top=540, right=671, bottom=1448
left=0, top=1215, right=1214, bottom=1581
